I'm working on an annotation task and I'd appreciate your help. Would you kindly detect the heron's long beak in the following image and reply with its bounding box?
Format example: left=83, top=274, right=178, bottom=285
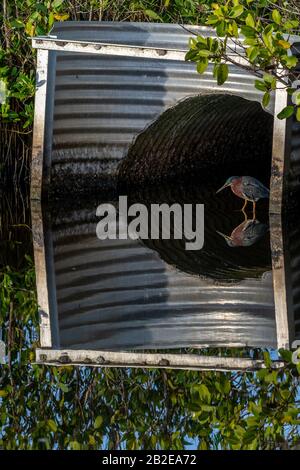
left=216, top=230, right=232, bottom=242
left=216, top=183, right=229, bottom=194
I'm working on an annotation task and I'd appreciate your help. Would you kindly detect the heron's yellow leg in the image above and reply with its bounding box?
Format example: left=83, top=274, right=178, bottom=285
left=253, top=201, right=256, bottom=219
left=242, top=210, right=248, bottom=222
left=241, top=199, right=248, bottom=211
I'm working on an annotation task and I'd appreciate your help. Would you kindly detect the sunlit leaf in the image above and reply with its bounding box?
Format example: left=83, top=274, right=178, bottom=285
left=216, top=63, right=229, bottom=85
left=94, top=415, right=103, bottom=429
left=272, top=9, right=281, bottom=25
left=277, top=105, right=294, bottom=120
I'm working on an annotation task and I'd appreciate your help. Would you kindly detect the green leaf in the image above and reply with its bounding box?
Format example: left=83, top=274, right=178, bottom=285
left=284, top=55, right=298, bottom=69
left=262, top=31, right=274, bottom=51
left=262, top=92, right=270, bottom=108
left=263, top=73, right=276, bottom=90
left=70, top=441, right=81, bottom=450
left=272, top=9, right=281, bottom=25
left=144, top=9, right=162, bottom=21
left=245, top=13, right=255, bottom=28
left=241, top=25, right=256, bottom=38
left=263, top=351, right=271, bottom=368
left=264, top=24, right=274, bottom=35
left=52, top=0, right=64, bottom=8
left=47, top=419, right=57, bottom=432
left=185, top=50, right=198, bottom=61
left=48, top=12, right=55, bottom=28
left=255, top=80, right=267, bottom=92
left=189, top=37, right=197, bottom=49
left=206, top=15, right=219, bottom=25
left=263, top=73, right=274, bottom=84
left=256, top=368, right=268, bottom=380
left=283, top=20, right=299, bottom=30
left=198, top=384, right=211, bottom=403
left=229, top=5, right=244, bottom=18
left=278, top=348, right=293, bottom=362
left=287, top=87, right=297, bottom=96
left=197, top=49, right=211, bottom=57
left=296, top=107, right=300, bottom=122
left=94, top=415, right=103, bottom=429
left=280, top=389, right=291, bottom=400
left=59, top=383, right=69, bottom=393
left=277, top=105, right=294, bottom=120
left=247, top=46, right=259, bottom=62
left=10, top=19, right=24, bottom=29
left=197, top=59, right=209, bottom=74
left=216, top=63, right=229, bottom=85
left=264, top=370, right=278, bottom=384
left=196, top=35, right=207, bottom=46
left=292, top=90, right=300, bottom=106
left=243, top=427, right=257, bottom=445
left=216, top=20, right=227, bottom=37
left=244, top=37, right=258, bottom=46
left=249, top=402, right=262, bottom=417
left=230, top=20, right=239, bottom=38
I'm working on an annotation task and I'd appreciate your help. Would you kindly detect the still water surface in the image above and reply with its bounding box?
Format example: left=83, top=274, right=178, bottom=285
left=38, top=181, right=279, bottom=351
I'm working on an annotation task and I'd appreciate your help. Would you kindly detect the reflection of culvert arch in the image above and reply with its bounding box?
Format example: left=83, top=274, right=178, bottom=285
left=126, top=182, right=271, bottom=282
left=118, top=94, right=274, bottom=187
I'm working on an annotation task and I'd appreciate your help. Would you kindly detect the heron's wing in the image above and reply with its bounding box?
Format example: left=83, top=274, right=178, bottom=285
left=242, top=220, right=256, bottom=232
left=244, top=221, right=268, bottom=238
left=242, top=178, right=270, bottom=199
left=242, top=220, right=258, bottom=235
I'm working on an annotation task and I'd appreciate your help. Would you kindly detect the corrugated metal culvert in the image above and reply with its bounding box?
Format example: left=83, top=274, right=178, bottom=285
left=35, top=22, right=278, bottom=194
left=30, top=22, right=300, bottom=369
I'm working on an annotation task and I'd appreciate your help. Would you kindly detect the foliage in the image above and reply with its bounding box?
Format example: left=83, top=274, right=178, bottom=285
left=1, top=1, right=299, bottom=135
left=186, top=0, right=300, bottom=120
left=0, top=259, right=300, bottom=450
left=0, top=0, right=207, bottom=128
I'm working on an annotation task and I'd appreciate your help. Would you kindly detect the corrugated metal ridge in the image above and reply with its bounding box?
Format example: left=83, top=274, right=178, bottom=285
left=39, top=21, right=275, bottom=194
left=49, top=22, right=217, bottom=50
left=45, top=21, right=300, bottom=49
left=53, top=226, right=276, bottom=350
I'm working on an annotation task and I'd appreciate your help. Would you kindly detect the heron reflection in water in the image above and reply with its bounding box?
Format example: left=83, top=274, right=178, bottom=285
left=217, top=218, right=269, bottom=248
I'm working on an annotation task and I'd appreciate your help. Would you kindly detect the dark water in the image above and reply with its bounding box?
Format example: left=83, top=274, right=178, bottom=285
left=36, top=180, right=280, bottom=351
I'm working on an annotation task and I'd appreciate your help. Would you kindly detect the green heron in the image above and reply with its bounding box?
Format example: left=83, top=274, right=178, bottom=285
left=216, top=176, right=269, bottom=218
left=217, top=219, right=269, bottom=247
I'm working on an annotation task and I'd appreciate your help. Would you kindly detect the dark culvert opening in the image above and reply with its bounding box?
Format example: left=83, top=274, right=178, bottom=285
left=117, top=94, right=274, bottom=281
left=118, top=93, right=274, bottom=188
left=124, top=182, right=271, bottom=282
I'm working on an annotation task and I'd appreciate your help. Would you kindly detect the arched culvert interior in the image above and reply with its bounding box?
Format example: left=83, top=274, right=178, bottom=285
left=117, top=94, right=274, bottom=281
left=125, top=182, right=271, bottom=282
left=118, top=93, right=274, bottom=188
